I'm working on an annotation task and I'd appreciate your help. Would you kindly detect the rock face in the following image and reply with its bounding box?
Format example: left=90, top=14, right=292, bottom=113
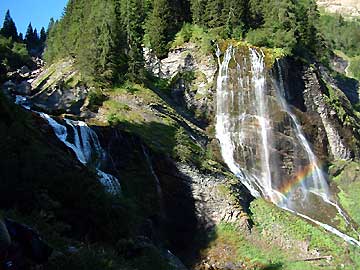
left=29, top=59, right=88, bottom=114
left=175, top=163, right=250, bottom=230
left=145, top=44, right=217, bottom=124
left=280, top=58, right=360, bottom=160
left=317, top=0, right=360, bottom=17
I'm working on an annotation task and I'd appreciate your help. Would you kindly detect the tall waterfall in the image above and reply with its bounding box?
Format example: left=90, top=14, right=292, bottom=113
left=215, top=45, right=360, bottom=246
left=39, top=113, right=121, bottom=195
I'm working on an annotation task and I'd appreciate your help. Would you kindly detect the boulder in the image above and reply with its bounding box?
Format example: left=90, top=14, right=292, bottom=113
left=19, top=66, right=30, bottom=76
left=15, top=81, right=32, bottom=95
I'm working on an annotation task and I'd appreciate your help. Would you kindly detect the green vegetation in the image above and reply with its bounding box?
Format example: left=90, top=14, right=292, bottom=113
left=319, top=14, right=360, bottom=57
left=44, top=0, right=327, bottom=87
left=250, top=199, right=360, bottom=269
left=201, top=220, right=353, bottom=270
left=0, top=35, right=32, bottom=81
left=103, top=82, right=204, bottom=164
left=329, top=161, right=360, bottom=226
left=88, top=89, right=108, bottom=112
left=348, top=56, right=360, bottom=80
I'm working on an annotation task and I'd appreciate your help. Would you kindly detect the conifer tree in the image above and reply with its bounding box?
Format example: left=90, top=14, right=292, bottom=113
left=122, top=0, right=146, bottom=80
left=1, top=10, right=18, bottom=41
left=25, top=23, right=35, bottom=51
left=223, top=0, right=248, bottom=37
left=204, top=0, right=224, bottom=28
left=145, top=0, right=172, bottom=58
left=190, top=0, right=207, bottom=25
left=47, top=18, right=55, bottom=35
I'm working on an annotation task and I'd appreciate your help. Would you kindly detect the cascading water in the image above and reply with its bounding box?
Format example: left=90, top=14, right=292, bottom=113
left=215, top=45, right=360, bottom=246
left=14, top=96, right=121, bottom=195
left=40, top=113, right=121, bottom=195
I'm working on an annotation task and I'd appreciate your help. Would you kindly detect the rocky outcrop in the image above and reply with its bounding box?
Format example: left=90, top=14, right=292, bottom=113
left=278, top=58, right=360, bottom=161
left=29, top=59, right=88, bottom=115
left=302, top=67, right=354, bottom=160
left=317, top=0, right=360, bottom=17
left=145, top=43, right=217, bottom=124
left=175, top=163, right=250, bottom=230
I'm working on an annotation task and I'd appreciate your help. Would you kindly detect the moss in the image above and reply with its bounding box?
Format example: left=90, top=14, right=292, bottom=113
left=217, top=39, right=287, bottom=69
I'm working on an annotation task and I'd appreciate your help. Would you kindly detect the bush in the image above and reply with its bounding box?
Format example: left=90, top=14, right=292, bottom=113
left=349, top=56, right=360, bottom=80
left=88, top=89, right=108, bottom=112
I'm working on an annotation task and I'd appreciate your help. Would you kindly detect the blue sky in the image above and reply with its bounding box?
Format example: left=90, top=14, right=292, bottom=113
left=0, top=0, right=68, bottom=35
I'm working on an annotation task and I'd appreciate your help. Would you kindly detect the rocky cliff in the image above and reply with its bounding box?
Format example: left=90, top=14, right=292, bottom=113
left=2, top=40, right=360, bottom=269
left=317, top=0, right=360, bottom=17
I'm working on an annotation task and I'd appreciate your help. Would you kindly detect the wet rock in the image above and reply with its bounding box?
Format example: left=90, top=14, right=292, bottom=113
left=15, top=81, right=32, bottom=95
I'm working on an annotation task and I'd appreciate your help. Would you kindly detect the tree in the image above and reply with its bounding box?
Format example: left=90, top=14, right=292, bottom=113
left=223, top=0, right=248, bottom=37
left=40, top=27, right=46, bottom=43
left=0, top=10, right=18, bottom=41
left=47, top=18, right=55, bottom=35
left=190, top=0, right=207, bottom=25
left=204, top=0, right=224, bottom=28
left=145, top=0, right=172, bottom=58
left=121, top=0, right=146, bottom=80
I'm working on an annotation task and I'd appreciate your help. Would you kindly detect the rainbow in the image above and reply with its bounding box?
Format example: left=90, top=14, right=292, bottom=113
left=273, top=162, right=321, bottom=205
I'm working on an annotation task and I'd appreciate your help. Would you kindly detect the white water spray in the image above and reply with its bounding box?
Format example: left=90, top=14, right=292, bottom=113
left=38, top=113, right=121, bottom=195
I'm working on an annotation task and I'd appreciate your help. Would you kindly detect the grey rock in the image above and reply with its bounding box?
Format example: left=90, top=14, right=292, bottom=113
left=19, top=66, right=30, bottom=76
left=15, top=81, right=32, bottom=95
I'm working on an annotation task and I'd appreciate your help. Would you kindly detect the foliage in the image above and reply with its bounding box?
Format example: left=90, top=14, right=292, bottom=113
left=318, top=14, right=360, bottom=57
left=348, top=56, right=360, bottom=80
left=171, top=24, right=218, bottom=54
left=173, top=128, right=193, bottom=162
left=24, top=23, right=45, bottom=56
left=0, top=10, right=19, bottom=41
left=144, top=0, right=172, bottom=58
left=0, top=34, right=32, bottom=81
left=88, top=89, right=108, bottom=112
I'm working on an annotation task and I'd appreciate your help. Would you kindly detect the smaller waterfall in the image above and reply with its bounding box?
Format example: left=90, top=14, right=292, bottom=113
left=274, top=61, right=330, bottom=204
left=39, top=113, right=121, bottom=195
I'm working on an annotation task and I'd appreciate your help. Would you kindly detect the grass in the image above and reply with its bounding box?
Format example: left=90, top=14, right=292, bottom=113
left=101, top=82, right=204, bottom=164
left=250, top=199, right=360, bottom=269
left=201, top=222, right=331, bottom=270
left=329, top=161, right=360, bottom=226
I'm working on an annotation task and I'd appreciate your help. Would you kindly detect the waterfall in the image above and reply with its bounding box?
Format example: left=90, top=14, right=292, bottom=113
left=38, top=113, right=121, bottom=195
left=215, top=45, right=360, bottom=246
left=15, top=95, right=121, bottom=195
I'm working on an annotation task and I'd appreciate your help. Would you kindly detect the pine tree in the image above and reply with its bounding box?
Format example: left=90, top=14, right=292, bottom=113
left=25, top=23, right=34, bottom=50
left=204, top=0, right=224, bottom=28
left=223, top=0, right=248, bottom=37
left=47, top=18, right=55, bottom=34
left=190, top=0, right=207, bottom=25
left=145, top=0, right=172, bottom=58
left=1, top=10, right=18, bottom=40
left=122, top=0, right=146, bottom=80
left=40, top=27, right=46, bottom=43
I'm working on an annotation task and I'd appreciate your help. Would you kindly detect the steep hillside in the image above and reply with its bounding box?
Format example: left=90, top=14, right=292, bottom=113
left=2, top=0, right=360, bottom=269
